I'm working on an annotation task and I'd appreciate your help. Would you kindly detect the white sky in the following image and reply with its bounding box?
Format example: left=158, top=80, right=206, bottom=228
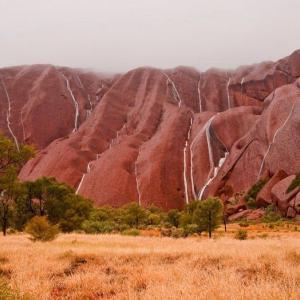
left=0, top=0, right=299, bottom=72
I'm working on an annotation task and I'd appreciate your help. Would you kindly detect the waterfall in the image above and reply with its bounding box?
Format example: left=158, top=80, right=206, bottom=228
left=135, top=148, right=142, bottom=205
left=241, top=77, right=245, bottom=94
left=76, top=74, right=84, bottom=89
left=86, top=95, right=93, bottom=118
left=61, top=73, right=80, bottom=132
left=183, top=117, right=193, bottom=204
left=257, top=103, right=296, bottom=178
left=1, top=79, right=20, bottom=151
left=197, top=114, right=229, bottom=200
left=227, top=77, right=232, bottom=109
left=162, top=72, right=183, bottom=108
left=198, top=78, right=202, bottom=113
left=76, top=160, right=94, bottom=194
left=20, top=108, right=26, bottom=142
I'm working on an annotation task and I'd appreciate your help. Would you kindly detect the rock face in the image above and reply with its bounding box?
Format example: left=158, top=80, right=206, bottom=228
left=256, top=170, right=288, bottom=207
left=1, top=50, right=300, bottom=211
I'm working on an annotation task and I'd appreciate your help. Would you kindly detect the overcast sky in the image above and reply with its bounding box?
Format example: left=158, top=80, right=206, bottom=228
left=0, top=0, right=299, bottom=73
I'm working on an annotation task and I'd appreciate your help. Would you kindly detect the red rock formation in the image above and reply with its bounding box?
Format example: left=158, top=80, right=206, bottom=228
left=1, top=50, right=300, bottom=212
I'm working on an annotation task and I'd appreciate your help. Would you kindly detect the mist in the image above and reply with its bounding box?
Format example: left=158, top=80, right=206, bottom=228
left=0, top=0, right=299, bottom=72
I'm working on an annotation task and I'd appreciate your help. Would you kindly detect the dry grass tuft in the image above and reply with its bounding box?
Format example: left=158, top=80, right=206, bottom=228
left=0, top=231, right=299, bottom=299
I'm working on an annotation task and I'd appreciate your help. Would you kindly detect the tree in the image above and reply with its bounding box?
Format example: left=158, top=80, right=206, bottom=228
left=0, top=135, right=34, bottom=235
left=0, top=167, right=25, bottom=235
left=192, top=197, right=222, bottom=238
left=122, top=202, right=147, bottom=228
left=23, top=177, right=92, bottom=232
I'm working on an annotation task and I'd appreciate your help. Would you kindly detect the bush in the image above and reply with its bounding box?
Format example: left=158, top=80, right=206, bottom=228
left=235, top=229, right=248, bottom=240
left=121, top=228, right=140, bottom=236
left=239, top=221, right=250, bottom=227
left=182, top=224, right=200, bottom=236
left=262, top=204, right=282, bottom=223
left=25, top=216, right=59, bottom=241
left=170, top=227, right=185, bottom=238
left=245, top=179, right=268, bottom=208
left=81, top=220, right=116, bottom=234
left=161, top=228, right=172, bottom=237
left=167, top=209, right=181, bottom=228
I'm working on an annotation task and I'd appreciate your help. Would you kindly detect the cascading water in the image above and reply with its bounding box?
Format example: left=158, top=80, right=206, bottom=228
left=86, top=95, right=93, bottom=118
left=61, top=73, right=80, bottom=132
left=76, top=123, right=128, bottom=194
left=257, top=103, right=296, bottom=178
left=226, top=77, right=232, bottom=109
left=20, top=109, right=26, bottom=142
left=197, top=114, right=229, bottom=200
left=241, top=77, right=245, bottom=94
left=76, top=160, right=94, bottom=194
left=162, top=72, right=182, bottom=108
left=76, top=74, right=84, bottom=89
left=1, top=79, right=20, bottom=151
left=135, top=148, right=142, bottom=205
left=197, top=78, right=202, bottom=113
left=183, top=117, right=193, bottom=204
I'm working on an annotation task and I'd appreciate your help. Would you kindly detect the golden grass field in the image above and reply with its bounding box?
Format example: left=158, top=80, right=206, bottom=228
left=0, top=223, right=299, bottom=300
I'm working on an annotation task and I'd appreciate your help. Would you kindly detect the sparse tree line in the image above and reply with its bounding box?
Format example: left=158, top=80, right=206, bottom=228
left=0, top=134, right=223, bottom=240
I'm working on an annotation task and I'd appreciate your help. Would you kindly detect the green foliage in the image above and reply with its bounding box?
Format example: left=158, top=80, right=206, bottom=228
left=286, top=172, right=300, bottom=193
left=235, top=229, right=248, bottom=240
left=239, top=221, right=250, bottom=227
left=25, top=216, right=59, bottom=241
left=167, top=209, right=181, bottom=228
left=245, top=179, right=268, bottom=208
left=121, top=228, right=140, bottom=236
left=192, top=197, right=222, bottom=238
left=262, top=204, right=282, bottom=223
left=82, top=220, right=116, bottom=234
left=121, top=203, right=147, bottom=228
left=182, top=224, right=200, bottom=236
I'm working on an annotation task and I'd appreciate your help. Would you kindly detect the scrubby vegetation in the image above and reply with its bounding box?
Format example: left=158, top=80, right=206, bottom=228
left=244, top=178, right=269, bottom=208
left=286, top=171, right=300, bottom=193
left=235, top=229, right=248, bottom=240
left=25, top=216, right=59, bottom=242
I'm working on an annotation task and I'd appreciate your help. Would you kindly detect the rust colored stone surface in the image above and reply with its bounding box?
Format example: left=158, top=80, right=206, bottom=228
left=0, top=49, right=299, bottom=212
left=256, top=170, right=288, bottom=207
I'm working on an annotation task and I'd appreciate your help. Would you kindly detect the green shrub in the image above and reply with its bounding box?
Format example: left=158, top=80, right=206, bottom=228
left=167, top=209, right=181, bottom=228
left=160, top=228, right=172, bottom=237
left=182, top=224, right=200, bottom=236
left=235, top=229, right=248, bottom=240
left=262, top=204, right=282, bottom=223
left=239, top=221, right=250, bottom=227
left=121, top=228, right=140, bottom=236
left=286, top=172, right=300, bottom=193
left=25, top=216, right=59, bottom=241
left=245, top=179, right=269, bottom=208
left=81, top=220, right=116, bottom=234
left=146, top=213, right=161, bottom=226
left=170, top=227, right=185, bottom=238
left=257, top=233, right=268, bottom=239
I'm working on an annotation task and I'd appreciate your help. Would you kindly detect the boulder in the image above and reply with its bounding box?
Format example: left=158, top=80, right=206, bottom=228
left=226, top=203, right=247, bottom=216
left=288, top=192, right=300, bottom=213
left=271, top=175, right=300, bottom=215
left=256, top=170, right=288, bottom=207
left=247, top=209, right=265, bottom=220
left=228, top=209, right=265, bottom=221
left=287, top=207, right=297, bottom=218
